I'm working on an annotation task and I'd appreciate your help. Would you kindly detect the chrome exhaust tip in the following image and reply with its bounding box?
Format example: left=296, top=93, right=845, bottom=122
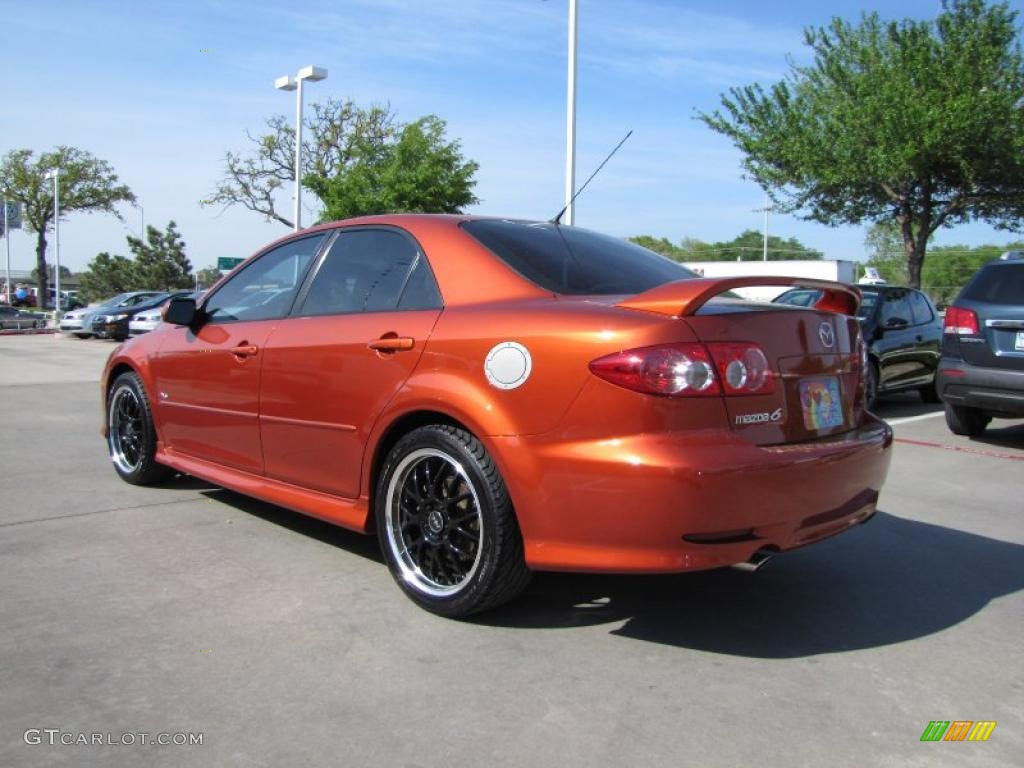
left=731, top=550, right=774, bottom=573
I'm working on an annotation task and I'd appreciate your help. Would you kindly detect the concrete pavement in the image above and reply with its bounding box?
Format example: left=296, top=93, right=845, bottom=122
left=1, top=335, right=1021, bottom=767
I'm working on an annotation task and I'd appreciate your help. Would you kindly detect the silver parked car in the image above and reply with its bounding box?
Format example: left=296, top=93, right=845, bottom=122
left=62, top=292, right=165, bottom=338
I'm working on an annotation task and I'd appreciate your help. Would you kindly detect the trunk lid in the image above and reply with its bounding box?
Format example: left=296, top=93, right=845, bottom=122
left=617, top=277, right=865, bottom=446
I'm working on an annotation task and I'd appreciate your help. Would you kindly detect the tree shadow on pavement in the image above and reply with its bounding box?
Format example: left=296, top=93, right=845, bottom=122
left=476, top=512, right=1024, bottom=657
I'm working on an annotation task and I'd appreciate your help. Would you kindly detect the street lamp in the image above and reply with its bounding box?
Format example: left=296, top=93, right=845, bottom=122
left=275, top=65, right=328, bottom=231
left=45, top=168, right=61, bottom=317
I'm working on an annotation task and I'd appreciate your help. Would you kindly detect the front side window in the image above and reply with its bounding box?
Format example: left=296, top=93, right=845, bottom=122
left=204, top=235, right=324, bottom=322
left=298, top=229, right=440, bottom=316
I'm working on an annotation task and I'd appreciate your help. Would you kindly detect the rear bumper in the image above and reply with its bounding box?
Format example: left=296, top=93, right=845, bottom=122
left=493, top=416, right=893, bottom=574
left=937, top=358, right=1024, bottom=416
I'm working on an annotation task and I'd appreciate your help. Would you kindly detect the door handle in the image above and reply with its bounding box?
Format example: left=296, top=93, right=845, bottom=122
left=368, top=335, right=415, bottom=352
left=231, top=344, right=259, bottom=358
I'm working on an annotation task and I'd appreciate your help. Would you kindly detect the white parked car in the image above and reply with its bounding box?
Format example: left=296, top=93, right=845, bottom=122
left=128, top=307, right=163, bottom=335
left=128, top=291, right=203, bottom=336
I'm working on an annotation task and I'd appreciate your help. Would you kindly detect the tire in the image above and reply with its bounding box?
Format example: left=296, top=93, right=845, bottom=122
left=106, top=371, right=173, bottom=485
left=919, top=381, right=941, bottom=403
left=375, top=424, right=531, bottom=618
left=865, top=361, right=880, bottom=411
left=944, top=404, right=990, bottom=437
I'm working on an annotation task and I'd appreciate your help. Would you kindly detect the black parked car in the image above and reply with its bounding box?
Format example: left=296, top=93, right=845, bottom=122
left=774, top=284, right=942, bottom=408
left=937, top=252, right=1024, bottom=436
left=90, top=291, right=192, bottom=341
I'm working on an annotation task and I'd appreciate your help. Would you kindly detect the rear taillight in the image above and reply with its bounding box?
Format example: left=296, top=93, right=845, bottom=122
left=943, top=306, right=979, bottom=335
left=705, top=343, right=774, bottom=395
left=589, top=342, right=774, bottom=397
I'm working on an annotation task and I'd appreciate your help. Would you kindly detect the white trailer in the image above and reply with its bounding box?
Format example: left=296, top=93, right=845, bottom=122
left=681, top=260, right=858, bottom=302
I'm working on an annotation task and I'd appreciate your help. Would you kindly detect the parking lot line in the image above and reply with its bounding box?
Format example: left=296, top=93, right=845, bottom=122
left=893, top=436, right=1024, bottom=462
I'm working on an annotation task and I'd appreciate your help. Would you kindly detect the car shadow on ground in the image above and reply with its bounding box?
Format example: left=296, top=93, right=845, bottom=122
left=872, top=391, right=942, bottom=420
left=475, top=512, right=1024, bottom=657
left=965, top=422, right=1024, bottom=450
left=198, top=486, right=385, bottom=564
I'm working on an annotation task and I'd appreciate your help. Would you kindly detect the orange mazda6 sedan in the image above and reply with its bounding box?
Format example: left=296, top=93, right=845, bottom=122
left=102, top=215, right=892, bottom=616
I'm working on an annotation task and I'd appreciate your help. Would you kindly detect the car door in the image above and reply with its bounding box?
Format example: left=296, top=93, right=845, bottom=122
left=151, top=234, right=326, bottom=473
left=875, top=289, right=921, bottom=388
left=907, top=289, right=941, bottom=384
left=259, top=227, right=443, bottom=498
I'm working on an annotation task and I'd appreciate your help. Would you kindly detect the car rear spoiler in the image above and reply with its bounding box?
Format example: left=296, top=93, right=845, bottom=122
left=617, top=276, right=861, bottom=317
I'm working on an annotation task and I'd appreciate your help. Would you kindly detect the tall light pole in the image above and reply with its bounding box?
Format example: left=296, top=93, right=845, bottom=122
left=275, top=65, right=328, bottom=231
left=564, top=0, right=578, bottom=225
left=3, top=199, right=11, bottom=305
left=45, top=168, right=61, bottom=318
left=754, top=193, right=773, bottom=262
left=763, top=192, right=769, bottom=262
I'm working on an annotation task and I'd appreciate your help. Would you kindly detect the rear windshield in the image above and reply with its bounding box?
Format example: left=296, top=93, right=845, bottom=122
left=462, top=220, right=697, bottom=295
left=960, top=263, right=1024, bottom=305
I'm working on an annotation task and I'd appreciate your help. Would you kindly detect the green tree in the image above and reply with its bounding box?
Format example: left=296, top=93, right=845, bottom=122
left=864, top=222, right=909, bottom=284
left=0, top=146, right=135, bottom=307
left=307, top=115, right=478, bottom=221
left=627, top=235, right=686, bottom=259
left=699, top=0, right=1024, bottom=288
left=79, top=221, right=193, bottom=301
left=79, top=252, right=138, bottom=302
left=630, top=230, right=821, bottom=261
left=129, top=222, right=193, bottom=291
left=205, top=100, right=396, bottom=227
left=922, top=242, right=1023, bottom=303
left=195, top=267, right=223, bottom=290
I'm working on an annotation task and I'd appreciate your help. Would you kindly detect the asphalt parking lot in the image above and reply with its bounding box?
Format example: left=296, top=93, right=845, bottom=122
left=1, top=334, right=1021, bottom=767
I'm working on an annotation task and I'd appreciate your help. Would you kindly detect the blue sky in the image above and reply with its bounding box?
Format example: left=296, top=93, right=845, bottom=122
left=3, top=0, right=1023, bottom=272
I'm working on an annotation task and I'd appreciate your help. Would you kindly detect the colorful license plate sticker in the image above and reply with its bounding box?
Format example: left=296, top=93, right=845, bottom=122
left=799, top=377, right=844, bottom=431
left=1016, top=331, right=1024, bottom=351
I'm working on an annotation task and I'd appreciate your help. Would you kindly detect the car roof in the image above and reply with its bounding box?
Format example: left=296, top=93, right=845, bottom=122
left=240, top=214, right=549, bottom=308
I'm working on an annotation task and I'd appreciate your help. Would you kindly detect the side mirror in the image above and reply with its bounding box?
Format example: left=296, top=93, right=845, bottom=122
left=163, top=297, right=198, bottom=327
left=884, top=316, right=909, bottom=330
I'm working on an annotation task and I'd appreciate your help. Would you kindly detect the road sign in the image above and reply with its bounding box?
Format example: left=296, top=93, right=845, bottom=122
left=3, top=202, right=22, bottom=230
left=217, top=257, right=244, bottom=272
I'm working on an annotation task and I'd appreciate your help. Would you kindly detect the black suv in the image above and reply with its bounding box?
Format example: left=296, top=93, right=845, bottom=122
left=937, top=252, right=1024, bottom=436
left=774, top=284, right=942, bottom=408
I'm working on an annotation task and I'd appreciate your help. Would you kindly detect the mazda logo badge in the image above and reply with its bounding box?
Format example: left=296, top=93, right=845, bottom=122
left=818, top=322, right=835, bottom=348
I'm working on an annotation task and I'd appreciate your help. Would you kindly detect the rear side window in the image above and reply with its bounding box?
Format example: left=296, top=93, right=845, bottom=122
left=960, top=264, right=1024, bottom=305
left=907, top=291, right=934, bottom=325
left=298, top=229, right=440, bottom=315
left=462, top=220, right=697, bottom=295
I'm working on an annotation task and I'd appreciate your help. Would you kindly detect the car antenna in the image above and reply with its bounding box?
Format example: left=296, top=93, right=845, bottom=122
left=551, top=129, right=633, bottom=225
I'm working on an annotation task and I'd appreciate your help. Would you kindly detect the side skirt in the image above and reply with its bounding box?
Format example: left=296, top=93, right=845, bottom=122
left=156, top=447, right=372, bottom=533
